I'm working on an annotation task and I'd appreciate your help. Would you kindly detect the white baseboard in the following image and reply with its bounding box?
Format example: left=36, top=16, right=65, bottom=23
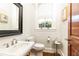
left=45, top=47, right=55, bottom=50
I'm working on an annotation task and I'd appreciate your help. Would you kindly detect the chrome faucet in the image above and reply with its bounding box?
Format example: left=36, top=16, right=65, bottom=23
left=11, top=39, right=17, bottom=45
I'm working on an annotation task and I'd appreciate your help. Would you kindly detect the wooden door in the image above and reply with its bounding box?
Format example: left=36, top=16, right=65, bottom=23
left=68, top=3, right=79, bottom=56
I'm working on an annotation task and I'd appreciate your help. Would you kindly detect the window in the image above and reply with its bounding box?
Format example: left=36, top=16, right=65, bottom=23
left=35, top=3, right=56, bottom=29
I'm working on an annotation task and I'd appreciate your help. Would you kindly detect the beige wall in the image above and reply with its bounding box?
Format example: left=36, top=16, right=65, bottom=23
left=31, top=3, right=68, bottom=55
left=0, top=4, right=35, bottom=42
left=0, top=3, right=68, bottom=56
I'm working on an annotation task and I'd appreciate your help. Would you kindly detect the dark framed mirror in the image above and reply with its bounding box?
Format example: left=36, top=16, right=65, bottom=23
left=0, top=3, right=23, bottom=37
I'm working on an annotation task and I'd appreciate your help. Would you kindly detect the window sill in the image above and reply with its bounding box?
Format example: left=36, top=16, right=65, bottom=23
left=34, top=28, right=56, bottom=32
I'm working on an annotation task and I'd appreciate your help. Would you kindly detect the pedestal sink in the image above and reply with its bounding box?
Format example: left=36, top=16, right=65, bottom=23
left=0, top=41, right=35, bottom=56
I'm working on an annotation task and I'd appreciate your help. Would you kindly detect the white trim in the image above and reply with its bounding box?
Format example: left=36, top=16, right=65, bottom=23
left=45, top=47, right=54, bottom=50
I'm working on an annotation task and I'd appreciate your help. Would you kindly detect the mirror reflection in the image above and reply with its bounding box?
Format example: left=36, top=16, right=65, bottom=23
left=0, top=3, right=19, bottom=30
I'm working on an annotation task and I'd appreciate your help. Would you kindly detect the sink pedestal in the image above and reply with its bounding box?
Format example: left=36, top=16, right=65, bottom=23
left=30, top=49, right=43, bottom=56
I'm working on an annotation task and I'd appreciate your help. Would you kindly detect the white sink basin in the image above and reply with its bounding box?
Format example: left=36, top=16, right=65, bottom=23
left=12, top=42, right=29, bottom=48
left=0, top=41, right=35, bottom=56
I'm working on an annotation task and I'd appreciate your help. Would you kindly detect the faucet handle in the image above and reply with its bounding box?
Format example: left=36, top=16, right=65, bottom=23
left=6, top=43, right=9, bottom=48
left=11, top=41, right=14, bottom=45
left=12, top=39, right=17, bottom=45
left=15, top=40, right=17, bottom=44
left=3, top=43, right=9, bottom=48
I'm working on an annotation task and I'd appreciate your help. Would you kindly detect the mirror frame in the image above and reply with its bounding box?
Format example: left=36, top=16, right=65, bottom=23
left=0, top=3, right=23, bottom=37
